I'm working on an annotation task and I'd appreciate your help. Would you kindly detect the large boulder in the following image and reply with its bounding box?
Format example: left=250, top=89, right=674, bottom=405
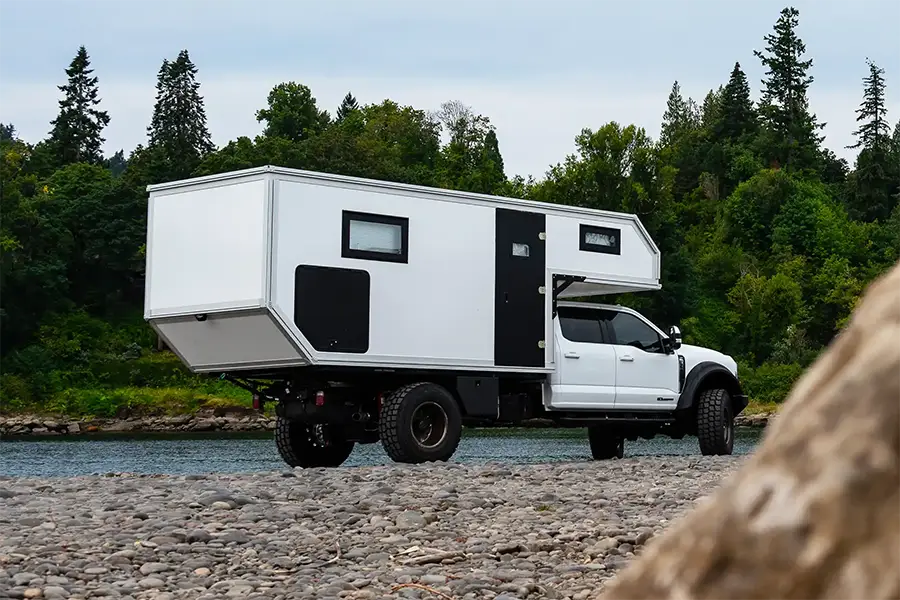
left=599, top=260, right=900, bottom=600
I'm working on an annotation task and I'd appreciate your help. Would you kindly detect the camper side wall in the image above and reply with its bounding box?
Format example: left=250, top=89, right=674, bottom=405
left=145, top=177, right=271, bottom=318
left=269, top=178, right=499, bottom=369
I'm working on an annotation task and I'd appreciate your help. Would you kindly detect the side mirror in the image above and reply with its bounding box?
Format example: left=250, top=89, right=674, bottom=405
left=668, top=325, right=682, bottom=350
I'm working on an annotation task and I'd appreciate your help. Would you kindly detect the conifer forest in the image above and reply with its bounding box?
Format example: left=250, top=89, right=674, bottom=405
left=1, top=6, right=898, bottom=418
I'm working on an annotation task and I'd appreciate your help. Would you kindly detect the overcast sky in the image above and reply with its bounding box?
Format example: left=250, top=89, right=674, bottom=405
left=1, top=0, right=898, bottom=179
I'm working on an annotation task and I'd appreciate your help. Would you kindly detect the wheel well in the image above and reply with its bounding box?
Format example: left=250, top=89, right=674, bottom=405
left=675, top=364, right=745, bottom=435
left=696, top=371, right=742, bottom=404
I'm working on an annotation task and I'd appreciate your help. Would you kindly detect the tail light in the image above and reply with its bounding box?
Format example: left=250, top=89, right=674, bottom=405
left=315, top=390, right=325, bottom=406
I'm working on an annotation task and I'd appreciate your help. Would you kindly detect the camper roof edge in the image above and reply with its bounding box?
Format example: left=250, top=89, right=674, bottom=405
left=145, top=165, right=660, bottom=257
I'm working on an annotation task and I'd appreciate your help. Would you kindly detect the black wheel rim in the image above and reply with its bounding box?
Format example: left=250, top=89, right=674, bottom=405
left=410, top=401, right=448, bottom=449
left=302, top=423, right=334, bottom=449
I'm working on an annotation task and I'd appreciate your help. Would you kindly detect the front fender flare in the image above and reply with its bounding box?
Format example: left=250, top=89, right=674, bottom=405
left=676, top=361, right=747, bottom=415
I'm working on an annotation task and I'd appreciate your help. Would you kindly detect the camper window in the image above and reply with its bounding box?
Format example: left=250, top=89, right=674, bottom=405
left=579, top=224, right=621, bottom=255
left=341, top=210, right=409, bottom=263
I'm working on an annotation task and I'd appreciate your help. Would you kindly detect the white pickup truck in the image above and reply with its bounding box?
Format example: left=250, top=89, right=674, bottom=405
left=142, top=165, right=747, bottom=467
left=550, top=301, right=743, bottom=459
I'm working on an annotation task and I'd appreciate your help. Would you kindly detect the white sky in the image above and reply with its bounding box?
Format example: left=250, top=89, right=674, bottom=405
left=1, top=0, right=898, bottom=180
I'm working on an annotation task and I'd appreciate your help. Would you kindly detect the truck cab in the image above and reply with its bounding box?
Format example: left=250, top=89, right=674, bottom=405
left=547, top=301, right=746, bottom=458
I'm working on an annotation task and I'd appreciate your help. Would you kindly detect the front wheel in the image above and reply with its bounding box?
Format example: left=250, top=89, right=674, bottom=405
left=696, top=388, right=734, bottom=455
left=587, top=427, right=624, bottom=459
left=274, top=418, right=355, bottom=468
left=379, top=382, right=463, bottom=464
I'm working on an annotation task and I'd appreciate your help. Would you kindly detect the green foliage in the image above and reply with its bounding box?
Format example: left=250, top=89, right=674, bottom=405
left=256, top=82, right=331, bottom=143
left=722, top=168, right=796, bottom=254
left=0, top=309, right=250, bottom=417
left=434, top=100, right=506, bottom=194
left=738, top=361, right=806, bottom=405
left=47, top=46, right=110, bottom=168
left=753, top=6, right=825, bottom=173
left=2, top=9, right=899, bottom=416
left=147, top=49, right=215, bottom=180
left=335, top=92, right=360, bottom=122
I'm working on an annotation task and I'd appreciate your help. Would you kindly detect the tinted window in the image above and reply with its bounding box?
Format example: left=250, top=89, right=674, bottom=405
left=609, top=312, right=663, bottom=353
left=557, top=307, right=605, bottom=344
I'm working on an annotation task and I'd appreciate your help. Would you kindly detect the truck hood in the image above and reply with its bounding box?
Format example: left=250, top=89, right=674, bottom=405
left=677, top=343, right=738, bottom=378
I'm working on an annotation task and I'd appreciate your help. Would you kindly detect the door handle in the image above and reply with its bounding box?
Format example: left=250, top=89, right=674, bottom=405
left=619, top=355, right=634, bottom=362
left=564, top=352, right=580, bottom=359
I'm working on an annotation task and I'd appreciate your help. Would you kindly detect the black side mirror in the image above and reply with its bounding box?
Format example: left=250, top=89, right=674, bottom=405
left=668, top=325, right=682, bottom=350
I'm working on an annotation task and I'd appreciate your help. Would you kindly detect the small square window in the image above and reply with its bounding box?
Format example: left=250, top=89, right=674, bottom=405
left=579, top=224, right=621, bottom=255
left=342, top=210, right=409, bottom=263
left=512, top=242, right=530, bottom=257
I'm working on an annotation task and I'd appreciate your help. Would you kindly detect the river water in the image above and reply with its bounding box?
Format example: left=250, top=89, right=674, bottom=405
left=0, top=427, right=762, bottom=478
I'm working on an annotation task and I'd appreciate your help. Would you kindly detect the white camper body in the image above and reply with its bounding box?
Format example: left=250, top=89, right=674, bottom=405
left=145, top=166, right=747, bottom=467
left=144, top=165, right=661, bottom=376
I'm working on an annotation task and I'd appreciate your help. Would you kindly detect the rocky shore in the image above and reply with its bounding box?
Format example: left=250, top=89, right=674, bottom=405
left=0, top=409, right=277, bottom=438
left=0, top=410, right=775, bottom=438
left=0, top=456, right=744, bottom=599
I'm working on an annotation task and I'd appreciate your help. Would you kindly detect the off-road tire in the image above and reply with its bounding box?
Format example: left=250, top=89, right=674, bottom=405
left=696, top=388, right=734, bottom=456
left=274, top=417, right=355, bottom=468
left=587, top=427, right=624, bottom=459
left=379, top=382, right=463, bottom=464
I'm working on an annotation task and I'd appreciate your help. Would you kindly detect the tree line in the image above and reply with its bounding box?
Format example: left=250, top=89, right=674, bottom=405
left=1, top=5, right=898, bottom=412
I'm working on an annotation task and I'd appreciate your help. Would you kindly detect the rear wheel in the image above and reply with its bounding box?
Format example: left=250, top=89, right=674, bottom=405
left=274, top=418, right=355, bottom=468
left=379, top=382, right=463, bottom=464
left=587, top=427, right=624, bottom=459
left=696, top=388, right=734, bottom=455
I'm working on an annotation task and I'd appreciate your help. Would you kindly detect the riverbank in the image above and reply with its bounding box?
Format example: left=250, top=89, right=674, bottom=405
left=0, top=456, right=743, bottom=599
left=0, top=408, right=776, bottom=438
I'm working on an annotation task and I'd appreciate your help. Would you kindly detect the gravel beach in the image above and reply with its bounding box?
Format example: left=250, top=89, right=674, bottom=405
left=0, top=456, right=745, bottom=600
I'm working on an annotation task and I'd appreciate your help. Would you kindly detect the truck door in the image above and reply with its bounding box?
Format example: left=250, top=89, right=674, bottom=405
left=548, top=306, right=616, bottom=409
left=604, top=309, right=680, bottom=409
left=494, top=208, right=546, bottom=368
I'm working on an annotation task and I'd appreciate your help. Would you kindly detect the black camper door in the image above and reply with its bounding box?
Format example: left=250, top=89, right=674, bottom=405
left=494, top=207, right=546, bottom=368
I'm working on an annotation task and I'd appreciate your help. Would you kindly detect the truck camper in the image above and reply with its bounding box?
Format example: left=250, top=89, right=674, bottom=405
left=144, top=166, right=747, bottom=467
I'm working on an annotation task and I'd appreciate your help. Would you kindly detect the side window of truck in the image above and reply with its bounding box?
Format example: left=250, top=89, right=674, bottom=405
left=557, top=308, right=605, bottom=344
left=608, top=311, right=664, bottom=353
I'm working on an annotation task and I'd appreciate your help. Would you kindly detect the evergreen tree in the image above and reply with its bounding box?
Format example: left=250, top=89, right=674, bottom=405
left=336, top=92, right=360, bottom=122
left=147, top=50, right=215, bottom=179
left=47, top=46, right=110, bottom=167
left=892, top=120, right=900, bottom=159
left=0, top=123, right=14, bottom=142
left=848, top=58, right=889, bottom=151
left=105, top=149, right=128, bottom=177
left=715, top=62, right=757, bottom=141
left=660, top=81, right=691, bottom=147
left=846, top=61, right=896, bottom=222
left=700, top=87, right=723, bottom=130
left=476, top=129, right=506, bottom=194
left=753, top=6, right=824, bottom=172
